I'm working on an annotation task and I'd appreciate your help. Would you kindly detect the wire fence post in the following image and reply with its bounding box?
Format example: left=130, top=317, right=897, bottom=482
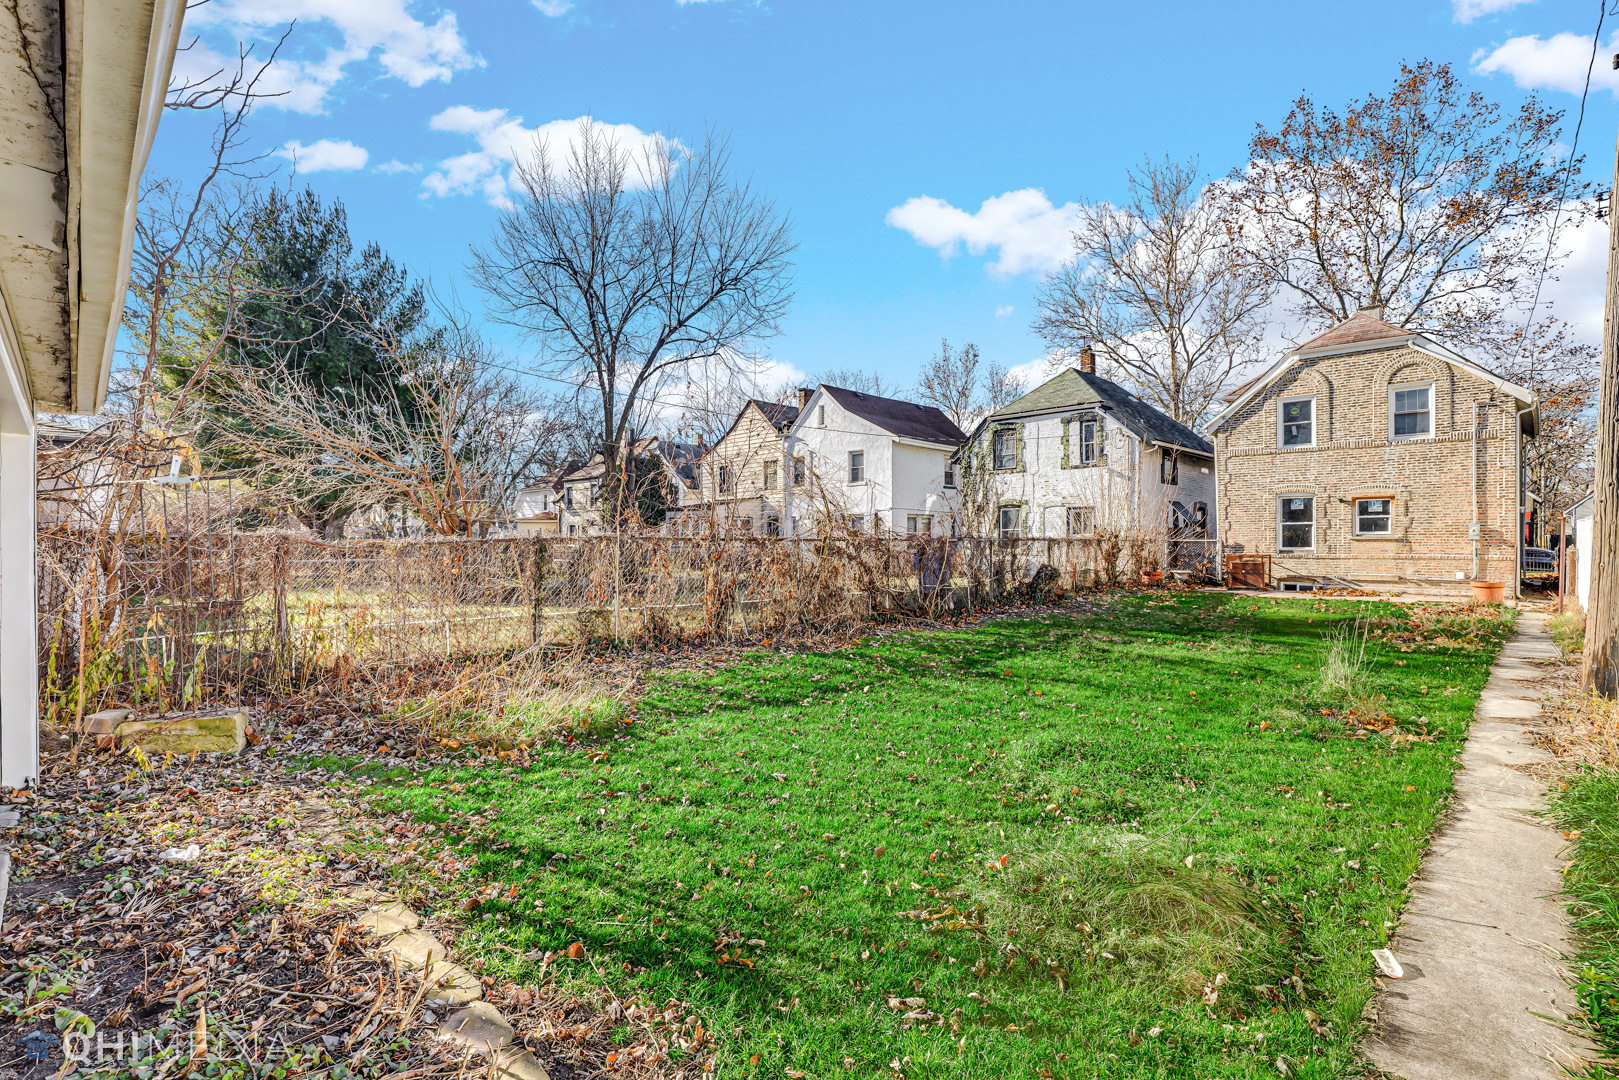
left=271, top=534, right=292, bottom=687
left=531, top=535, right=548, bottom=645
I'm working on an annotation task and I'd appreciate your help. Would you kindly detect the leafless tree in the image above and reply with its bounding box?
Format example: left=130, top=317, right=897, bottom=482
left=470, top=121, right=795, bottom=525
left=1033, top=156, right=1270, bottom=427
left=1219, top=60, right=1578, bottom=354
left=914, top=339, right=1027, bottom=429
left=1492, top=318, right=1598, bottom=537
left=811, top=367, right=896, bottom=397
left=203, top=307, right=566, bottom=536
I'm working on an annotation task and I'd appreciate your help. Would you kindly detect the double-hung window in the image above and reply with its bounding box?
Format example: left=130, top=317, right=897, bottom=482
left=1067, top=506, right=1096, bottom=537
left=1355, top=498, right=1392, bottom=535
left=848, top=451, right=865, bottom=483
left=992, top=428, right=1018, bottom=470
left=997, top=506, right=1021, bottom=538
left=763, top=460, right=778, bottom=490
left=1279, top=397, right=1314, bottom=447
left=1390, top=383, right=1432, bottom=440
left=1279, top=496, right=1315, bottom=551
left=1076, top=416, right=1099, bottom=465
left=792, top=456, right=806, bottom=484
left=718, top=466, right=733, bottom=495
left=1161, top=451, right=1179, bottom=486
left=943, top=465, right=957, bottom=489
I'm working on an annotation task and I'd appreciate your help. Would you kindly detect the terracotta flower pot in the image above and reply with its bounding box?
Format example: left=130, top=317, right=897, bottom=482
left=1141, top=570, right=1163, bottom=586
left=1471, top=580, right=1505, bottom=605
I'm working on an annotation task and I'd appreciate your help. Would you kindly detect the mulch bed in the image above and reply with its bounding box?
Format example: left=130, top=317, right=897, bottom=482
left=0, top=739, right=708, bottom=1080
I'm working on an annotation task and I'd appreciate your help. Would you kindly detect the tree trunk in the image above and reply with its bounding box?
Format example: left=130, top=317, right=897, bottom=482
left=1584, top=136, right=1619, bottom=697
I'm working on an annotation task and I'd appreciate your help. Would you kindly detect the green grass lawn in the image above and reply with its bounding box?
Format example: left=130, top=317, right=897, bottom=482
left=350, top=593, right=1510, bottom=1079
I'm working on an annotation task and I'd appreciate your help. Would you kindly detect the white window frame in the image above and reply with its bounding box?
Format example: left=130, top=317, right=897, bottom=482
left=1354, top=497, right=1393, bottom=536
left=1277, top=395, right=1315, bottom=449
left=763, top=459, right=777, bottom=490
left=848, top=450, right=865, bottom=483
left=1278, top=494, right=1316, bottom=552
left=942, top=465, right=956, bottom=490
left=997, top=506, right=1021, bottom=538
left=907, top=513, right=932, bottom=535
left=1067, top=506, right=1096, bottom=537
left=1389, top=381, right=1435, bottom=441
left=1076, top=416, right=1099, bottom=465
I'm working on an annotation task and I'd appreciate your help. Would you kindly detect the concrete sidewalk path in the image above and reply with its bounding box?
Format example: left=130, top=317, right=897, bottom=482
left=1365, top=611, right=1592, bottom=1080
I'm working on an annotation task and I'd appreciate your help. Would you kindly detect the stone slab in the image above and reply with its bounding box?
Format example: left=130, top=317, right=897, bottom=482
left=1365, top=614, right=1592, bottom=1080
left=438, top=1001, right=514, bottom=1053
left=116, top=710, right=248, bottom=755
left=379, top=929, right=449, bottom=970
left=424, top=960, right=483, bottom=1005
left=357, top=902, right=420, bottom=938
left=493, top=1048, right=551, bottom=1080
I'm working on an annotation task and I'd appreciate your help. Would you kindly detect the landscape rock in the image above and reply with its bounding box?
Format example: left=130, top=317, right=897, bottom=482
left=116, top=710, right=249, bottom=755
left=83, top=709, right=131, bottom=736
left=378, top=928, right=449, bottom=970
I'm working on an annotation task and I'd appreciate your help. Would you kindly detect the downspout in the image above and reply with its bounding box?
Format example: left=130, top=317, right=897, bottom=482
left=1515, top=401, right=1535, bottom=602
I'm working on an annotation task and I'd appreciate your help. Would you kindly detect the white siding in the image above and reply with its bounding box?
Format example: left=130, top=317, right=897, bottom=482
left=784, top=389, right=959, bottom=534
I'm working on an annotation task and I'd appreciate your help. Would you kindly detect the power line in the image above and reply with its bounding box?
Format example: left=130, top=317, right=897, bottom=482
left=1520, top=0, right=1612, bottom=357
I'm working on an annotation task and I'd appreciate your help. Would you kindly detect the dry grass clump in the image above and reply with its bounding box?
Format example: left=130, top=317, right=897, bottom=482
left=965, top=831, right=1289, bottom=1007
left=390, top=644, right=632, bottom=743
left=1550, top=606, right=1586, bottom=658
left=1536, top=664, right=1619, bottom=771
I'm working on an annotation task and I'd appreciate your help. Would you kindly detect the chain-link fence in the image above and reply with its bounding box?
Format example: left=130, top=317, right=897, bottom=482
left=38, top=529, right=1180, bottom=707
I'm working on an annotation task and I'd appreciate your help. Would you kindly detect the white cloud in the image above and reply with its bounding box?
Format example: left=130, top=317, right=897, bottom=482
left=422, top=110, right=673, bottom=208
left=1531, top=210, right=1607, bottom=347
left=994, top=304, right=1015, bottom=318
left=532, top=0, right=572, bottom=13
left=276, top=138, right=369, bottom=171
left=1472, top=31, right=1619, bottom=96
left=175, top=0, right=481, bottom=114
left=376, top=158, right=422, bottom=174
left=1452, top=0, right=1535, bottom=23
left=885, top=189, right=1080, bottom=277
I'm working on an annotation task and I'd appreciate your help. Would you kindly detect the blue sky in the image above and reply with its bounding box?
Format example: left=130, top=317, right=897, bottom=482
left=150, top=0, right=1618, bottom=398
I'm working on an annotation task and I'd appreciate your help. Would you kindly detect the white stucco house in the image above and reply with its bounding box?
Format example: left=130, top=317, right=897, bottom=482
left=0, top=0, right=183, bottom=788
left=783, top=385, right=968, bottom=536
left=953, top=353, right=1215, bottom=548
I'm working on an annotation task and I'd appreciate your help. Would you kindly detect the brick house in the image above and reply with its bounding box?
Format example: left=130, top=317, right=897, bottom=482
left=1205, top=308, right=1538, bottom=595
left=953, top=350, right=1215, bottom=556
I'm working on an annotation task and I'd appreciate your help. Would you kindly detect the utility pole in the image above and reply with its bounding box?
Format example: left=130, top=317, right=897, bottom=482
left=1585, top=73, right=1619, bottom=697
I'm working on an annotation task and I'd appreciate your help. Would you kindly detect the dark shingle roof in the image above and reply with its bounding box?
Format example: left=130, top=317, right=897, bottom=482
left=752, top=400, right=800, bottom=431
left=820, top=386, right=967, bottom=446
left=989, top=368, right=1212, bottom=455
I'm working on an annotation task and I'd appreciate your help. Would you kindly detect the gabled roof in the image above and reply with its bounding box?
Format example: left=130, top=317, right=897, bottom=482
left=1206, top=311, right=1538, bottom=435
left=1293, top=309, right=1414, bottom=353
left=976, top=368, right=1212, bottom=456
left=752, top=399, right=800, bottom=431
left=818, top=385, right=967, bottom=446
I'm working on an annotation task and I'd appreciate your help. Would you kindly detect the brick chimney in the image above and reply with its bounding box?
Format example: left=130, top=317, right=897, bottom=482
left=797, top=387, right=814, bottom=409
left=1079, top=345, right=1096, bottom=374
